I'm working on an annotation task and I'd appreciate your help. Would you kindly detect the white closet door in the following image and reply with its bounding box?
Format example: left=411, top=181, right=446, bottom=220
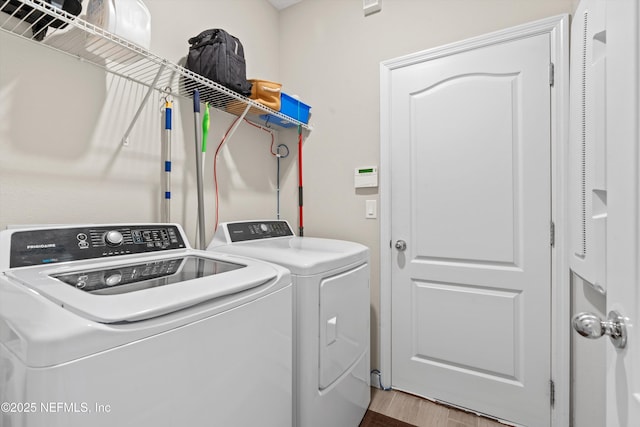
left=389, top=33, right=552, bottom=426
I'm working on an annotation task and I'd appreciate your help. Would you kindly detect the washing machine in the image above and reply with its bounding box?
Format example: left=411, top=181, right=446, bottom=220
left=0, top=223, right=293, bottom=427
left=208, top=220, right=370, bottom=427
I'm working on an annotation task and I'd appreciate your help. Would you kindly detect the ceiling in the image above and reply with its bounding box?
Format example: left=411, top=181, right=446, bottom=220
left=267, top=0, right=302, bottom=10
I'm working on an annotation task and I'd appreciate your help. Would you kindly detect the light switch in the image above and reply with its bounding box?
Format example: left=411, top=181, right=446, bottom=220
left=363, top=0, right=382, bottom=15
left=366, top=200, right=377, bottom=219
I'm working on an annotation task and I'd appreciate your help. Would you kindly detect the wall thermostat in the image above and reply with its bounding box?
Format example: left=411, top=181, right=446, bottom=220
left=355, top=166, right=378, bottom=188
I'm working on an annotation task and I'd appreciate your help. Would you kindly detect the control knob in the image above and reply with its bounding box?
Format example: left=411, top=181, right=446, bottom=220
left=104, top=271, right=123, bottom=287
left=104, top=230, right=124, bottom=246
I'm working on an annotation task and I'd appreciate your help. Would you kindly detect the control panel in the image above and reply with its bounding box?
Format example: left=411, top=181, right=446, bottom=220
left=225, top=221, right=294, bottom=243
left=51, top=255, right=243, bottom=295
left=10, top=225, right=186, bottom=268
left=54, top=257, right=184, bottom=294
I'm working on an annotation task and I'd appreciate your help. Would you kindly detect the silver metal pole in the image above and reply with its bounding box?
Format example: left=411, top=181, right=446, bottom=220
left=193, top=90, right=206, bottom=249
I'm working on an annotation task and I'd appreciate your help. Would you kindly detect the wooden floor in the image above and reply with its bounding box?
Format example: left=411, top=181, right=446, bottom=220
left=361, top=388, right=513, bottom=427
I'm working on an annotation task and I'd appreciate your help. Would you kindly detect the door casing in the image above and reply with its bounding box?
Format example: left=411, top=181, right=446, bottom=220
left=379, top=14, right=570, bottom=427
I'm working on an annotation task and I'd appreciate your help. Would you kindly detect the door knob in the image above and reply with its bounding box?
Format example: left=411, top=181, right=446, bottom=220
left=573, top=311, right=627, bottom=349
left=395, top=240, right=407, bottom=251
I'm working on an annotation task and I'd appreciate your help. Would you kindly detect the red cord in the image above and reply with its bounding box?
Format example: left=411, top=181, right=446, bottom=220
left=213, top=115, right=242, bottom=231
left=213, top=117, right=276, bottom=231
left=243, top=119, right=276, bottom=155
left=298, top=127, right=303, bottom=236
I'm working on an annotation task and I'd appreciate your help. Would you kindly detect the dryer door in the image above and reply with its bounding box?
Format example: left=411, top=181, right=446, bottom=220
left=318, top=262, right=369, bottom=389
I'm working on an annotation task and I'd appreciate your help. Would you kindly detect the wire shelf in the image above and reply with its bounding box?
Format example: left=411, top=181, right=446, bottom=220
left=0, top=0, right=311, bottom=130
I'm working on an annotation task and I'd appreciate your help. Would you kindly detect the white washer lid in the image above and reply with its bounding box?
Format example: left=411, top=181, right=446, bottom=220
left=208, top=236, right=369, bottom=276
left=6, top=251, right=279, bottom=323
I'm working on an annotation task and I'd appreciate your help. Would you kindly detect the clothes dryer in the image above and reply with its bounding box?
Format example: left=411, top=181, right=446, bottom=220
left=0, top=223, right=292, bottom=427
left=208, top=220, right=370, bottom=427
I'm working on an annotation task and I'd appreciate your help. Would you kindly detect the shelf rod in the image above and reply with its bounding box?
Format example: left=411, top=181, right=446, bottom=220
left=226, top=104, right=252, bottom=144
left=121, top=62, right=167, bottom=146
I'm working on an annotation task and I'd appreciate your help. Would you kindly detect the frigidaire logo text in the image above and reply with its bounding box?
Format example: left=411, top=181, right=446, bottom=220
left=26, top=244, right=56, bottom=249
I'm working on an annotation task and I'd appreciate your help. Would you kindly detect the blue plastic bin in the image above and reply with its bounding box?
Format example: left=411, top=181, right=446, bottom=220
left=260, top=92, right=311, bottom=128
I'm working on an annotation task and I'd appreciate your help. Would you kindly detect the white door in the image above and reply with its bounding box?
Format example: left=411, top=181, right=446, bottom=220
left=387, top=31, right=553, bottom=426
left=586, top=0, right=640, bottom=424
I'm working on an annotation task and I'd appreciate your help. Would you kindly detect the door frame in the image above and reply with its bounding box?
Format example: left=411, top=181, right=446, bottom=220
left=379, top=15, right=570, bottom=426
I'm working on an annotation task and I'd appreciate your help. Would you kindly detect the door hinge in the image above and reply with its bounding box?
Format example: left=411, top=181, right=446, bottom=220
left=550, top=221, right=555, bottom=247
left=549, top=63, right=555, bottom=87
left=550, top=379, right=555, bottom=407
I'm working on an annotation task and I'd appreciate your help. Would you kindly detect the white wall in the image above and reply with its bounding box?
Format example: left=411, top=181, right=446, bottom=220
left=0, top=0, right=293, bottom=246
left=277, top=0, right=575, bottom=370
left=1, top=0, right=577, bottom=374
left=572, top=0, right=582, bottom=13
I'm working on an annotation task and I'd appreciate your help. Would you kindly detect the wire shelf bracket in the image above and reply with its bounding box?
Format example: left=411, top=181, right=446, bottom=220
left=122, top=62, right=167, bottom=146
